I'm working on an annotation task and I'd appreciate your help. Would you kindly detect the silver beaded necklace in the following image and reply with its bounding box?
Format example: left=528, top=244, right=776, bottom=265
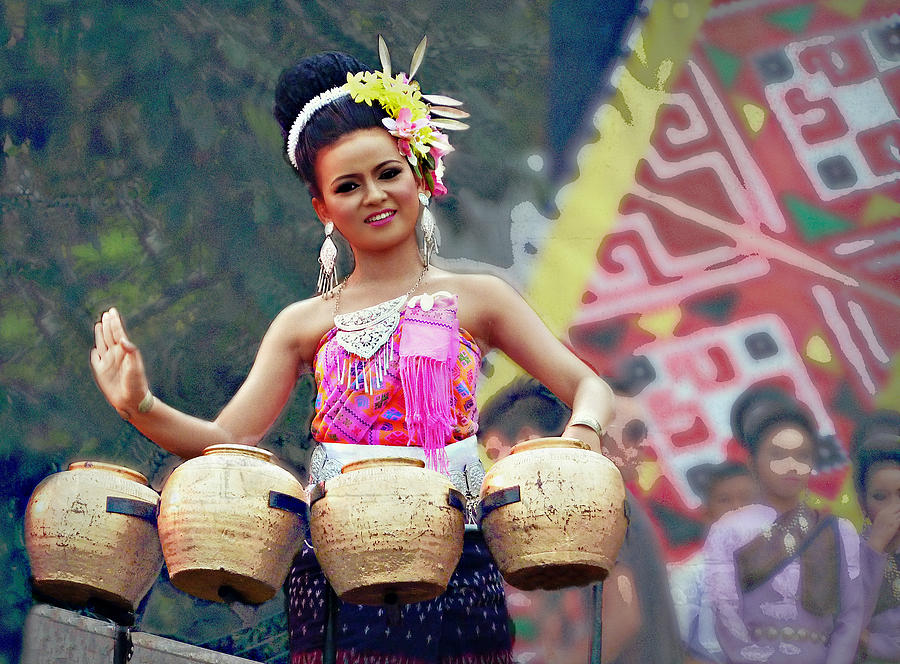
left=330, top=264, right=428, bottom=392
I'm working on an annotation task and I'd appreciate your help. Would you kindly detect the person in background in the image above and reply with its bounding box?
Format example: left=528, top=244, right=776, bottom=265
left=704, top=385, right=864, bottom=664
left=854, top=446, right=900, bottom=663
left=669, top=461, right=756, bottom=663
left=479, top=377, right=684, bottom=664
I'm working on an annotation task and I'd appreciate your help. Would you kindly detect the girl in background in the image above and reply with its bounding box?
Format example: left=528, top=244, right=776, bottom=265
left=703, top=385, right=864, bottom=664
left=854, top=446, right=900, bottom=663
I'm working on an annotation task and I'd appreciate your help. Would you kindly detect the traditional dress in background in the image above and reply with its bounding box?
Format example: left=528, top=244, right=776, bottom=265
left=704, top=503, right=864, bottom=664
left=670, top=547, right=725, bottom=663
left=857, top=531, right=900, bottom=663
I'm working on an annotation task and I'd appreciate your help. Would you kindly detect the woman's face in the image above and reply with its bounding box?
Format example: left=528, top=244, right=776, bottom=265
left=865, top=463, right=900, bottom=524
left=706, top=473, right=757, bottom=523
left=753, top=424, right=814, bottom=507
left=311, top=128, right=424, bottom=255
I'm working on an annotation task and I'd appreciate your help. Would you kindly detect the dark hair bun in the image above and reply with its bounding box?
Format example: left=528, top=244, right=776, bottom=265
left=273, top=52, right=370, bottom=136
left=272, top=51, right=388, bottom=196
left=730, top=384, right=817, bottom=456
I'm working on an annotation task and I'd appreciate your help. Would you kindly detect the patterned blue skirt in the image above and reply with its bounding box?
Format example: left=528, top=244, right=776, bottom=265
left=287, top=529, right=513, bottom=664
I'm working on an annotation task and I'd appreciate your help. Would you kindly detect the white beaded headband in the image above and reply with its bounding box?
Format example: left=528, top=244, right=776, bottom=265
left=286, top=85, right=350, bottom=169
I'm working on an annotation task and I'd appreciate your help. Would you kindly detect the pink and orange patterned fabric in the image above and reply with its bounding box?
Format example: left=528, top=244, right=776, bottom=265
left=310, top=312, right=481, bottom=447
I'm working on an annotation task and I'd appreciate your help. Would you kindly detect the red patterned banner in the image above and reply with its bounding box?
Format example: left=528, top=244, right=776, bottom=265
left=568, top=0, right=899, bottom=557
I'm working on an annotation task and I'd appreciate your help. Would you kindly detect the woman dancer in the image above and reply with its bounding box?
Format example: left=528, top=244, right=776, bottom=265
left=702, top=385, right=864, bottom=664
left=89, top=38, right=614, bottom=663
left=854, top=446, right=900, bottom=663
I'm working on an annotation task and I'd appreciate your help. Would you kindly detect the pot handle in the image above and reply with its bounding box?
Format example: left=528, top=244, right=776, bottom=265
left=106, top=496, right=158, bottom=525
left=476, top=485, right=521, bottom=523
left=447, top=488, right=465, bottom=513
left=269, top=490, right=311, bottom=541
left=268, top=490, right=307, bottom=516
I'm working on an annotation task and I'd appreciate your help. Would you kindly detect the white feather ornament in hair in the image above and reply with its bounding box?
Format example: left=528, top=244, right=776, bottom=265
left=408, top=36, right=427, bottom=79
left=430, top=106, right=470, bottom=120
left=378, top=35, right=392, bottom=79
left=430, top=118, right=470, bottom=131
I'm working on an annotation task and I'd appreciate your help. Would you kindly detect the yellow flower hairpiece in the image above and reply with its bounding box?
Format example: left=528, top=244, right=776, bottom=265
left=343, top=36, right=470, bottom=195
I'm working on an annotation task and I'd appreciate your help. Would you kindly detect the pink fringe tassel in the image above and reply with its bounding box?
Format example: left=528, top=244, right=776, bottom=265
left=400, top=355, right=453, bottom=475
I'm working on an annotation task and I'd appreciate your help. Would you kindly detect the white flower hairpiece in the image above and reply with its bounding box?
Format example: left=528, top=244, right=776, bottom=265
left=286, top=86, right=351, bottom=169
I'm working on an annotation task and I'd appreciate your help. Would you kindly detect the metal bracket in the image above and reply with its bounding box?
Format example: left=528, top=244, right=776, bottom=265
left=447, top=488, right=465, bottom=513
left=590, top=581, right=604, bottom=664
left=105, top=497, right=158, bottom=525
left=269, top=490, right=311, bottom=542
left=268, top=490, right=307, bottom=515
left=113, top=623, right=133, bottom=664
left=476, top=485, right=521, bottom=523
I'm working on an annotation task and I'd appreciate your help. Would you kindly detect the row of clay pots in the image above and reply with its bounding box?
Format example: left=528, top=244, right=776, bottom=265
left=25, top=437, right=627, bottom=610
left=307, top=437, right=628, bottom=603
left=24, top=444, right=307, bottom=610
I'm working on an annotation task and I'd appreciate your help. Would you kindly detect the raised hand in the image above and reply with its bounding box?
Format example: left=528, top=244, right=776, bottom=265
left=868, top=501, right=900, bottom=554
left=89, top=307, right=151, bottom=420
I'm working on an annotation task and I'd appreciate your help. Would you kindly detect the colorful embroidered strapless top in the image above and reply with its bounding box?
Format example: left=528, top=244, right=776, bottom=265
left=310, top=293, right=480, bottom=458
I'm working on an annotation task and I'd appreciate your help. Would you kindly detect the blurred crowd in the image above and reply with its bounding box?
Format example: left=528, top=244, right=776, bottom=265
left=480, top=379, right=900, bottom=664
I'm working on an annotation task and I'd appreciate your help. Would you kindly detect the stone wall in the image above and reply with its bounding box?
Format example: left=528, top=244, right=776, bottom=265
left=22, top=604, right=260, bottom=664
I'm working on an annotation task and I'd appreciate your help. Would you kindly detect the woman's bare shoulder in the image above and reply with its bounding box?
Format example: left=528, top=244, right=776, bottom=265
left=428, top=269, right=515, bottom=300
left=266, top=295, right=336, bottom=361
left=426, top=270, right=521, bottom=345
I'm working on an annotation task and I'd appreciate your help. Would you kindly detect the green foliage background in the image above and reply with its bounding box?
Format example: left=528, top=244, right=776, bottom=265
left=1, top=1, right=553, bottom=661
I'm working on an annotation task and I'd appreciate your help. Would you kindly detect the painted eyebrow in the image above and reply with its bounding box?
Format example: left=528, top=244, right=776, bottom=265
left=329, top=160, right=403, bottom=187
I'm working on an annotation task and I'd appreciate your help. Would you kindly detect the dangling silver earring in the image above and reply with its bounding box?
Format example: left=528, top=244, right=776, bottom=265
left=317, top=221, right=338, bottom=295
left=419, top=192, right=438, bottom=267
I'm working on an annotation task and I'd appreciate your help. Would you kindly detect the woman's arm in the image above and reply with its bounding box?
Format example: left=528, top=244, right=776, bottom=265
left=464, top=275, right=614, bottom=450
left=599, top=562, right=642, bottom=662
left=863, top=614, right=900, bottom=660
left=858, top=504, right=900, bottom=659
left=859, top=538, right=888, bottom=625
left=824, top=518, right=864, bottom=664
left=90, top=303, right=321, bottom=458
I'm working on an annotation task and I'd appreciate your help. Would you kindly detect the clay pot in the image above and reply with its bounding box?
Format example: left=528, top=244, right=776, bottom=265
left=25, top=461, right=163, bottom=610
left=157, top=444, right=307, bottom=604
left=479, top=437, right=627, bottom=590
left=309, top=457, right=465, bottom=605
